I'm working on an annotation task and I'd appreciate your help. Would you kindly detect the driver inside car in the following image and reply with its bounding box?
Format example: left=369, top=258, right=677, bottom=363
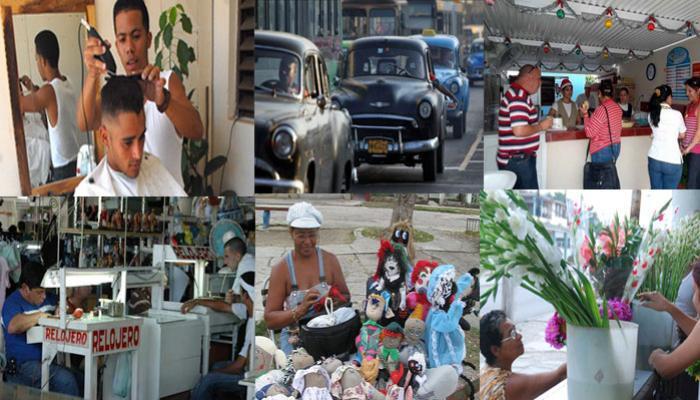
left=278, top=56, right=299, bottom=95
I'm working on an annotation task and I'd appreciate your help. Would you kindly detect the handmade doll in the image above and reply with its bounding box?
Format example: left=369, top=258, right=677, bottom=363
left=355, top=291, right=390, bottom=365
left=424, top=264, right=474, bottom=373
left=399, top=307, right=426, bottom=365
left=379, top=322, right=403, bottom=374
left=406, top=353, right=427, bottom=392
left=330, top=365, right=386, bottom=400
left=406, top=260, right=438, bottom=320
left=320, top=357, right=343, bottom=376
left=292, top=365, right=333, bottom=400
left=99, top=209, right=110, bottom=229
left=413, top=365, right=458, bottom=400
left=111, top=210, right=124, bottom=230
left=389, top=220, right=415, bottom=264
left=367, top=240, right=412, bottom=323
left=282, top=347, right=315, bottom=386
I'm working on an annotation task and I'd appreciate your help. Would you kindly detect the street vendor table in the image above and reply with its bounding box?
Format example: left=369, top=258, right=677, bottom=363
left=28, top=315, right=143, bottom=400
left=536, top=369, right=657, bottom=400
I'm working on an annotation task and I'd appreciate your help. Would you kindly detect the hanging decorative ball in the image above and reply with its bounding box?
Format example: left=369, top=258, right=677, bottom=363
left=544, top=46, right=551, bottom=54
left=485, top=0, right=495, bottom=5
left=602, top=49, right=609, bottom=59
left=604, top=18, right=613, bottom=29
left=575, top=47, right=581, bottom=55
left=647, top=22, right=655, bottom=31
left=556, top=9, right=565, bottom=19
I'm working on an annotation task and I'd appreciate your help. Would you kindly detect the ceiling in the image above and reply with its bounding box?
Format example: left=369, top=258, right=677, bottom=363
left=485, top=0, right=700, bottom=68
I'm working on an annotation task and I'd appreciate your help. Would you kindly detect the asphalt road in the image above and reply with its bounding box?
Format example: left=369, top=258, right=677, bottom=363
left=351, top=82, right=484, bottom=193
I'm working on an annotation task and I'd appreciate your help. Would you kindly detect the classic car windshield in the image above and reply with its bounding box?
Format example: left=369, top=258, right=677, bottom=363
left=430, top=46, right=456, bottom=69
left=255, top=48, right=302, bottom=97
left=347, top=47, right=426, bottom=79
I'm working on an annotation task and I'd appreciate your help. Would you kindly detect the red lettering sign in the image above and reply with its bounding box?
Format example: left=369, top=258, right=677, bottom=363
left=91, top=325, right=141, bottom=354
left=43, top=327, right=88, bottom=347
left=173, top=246, right=214, bottom=260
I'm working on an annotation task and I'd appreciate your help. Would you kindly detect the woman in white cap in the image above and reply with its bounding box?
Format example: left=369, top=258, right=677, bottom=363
left=263, top=201, right=351, bottom=355
left=548, top=78, right=580, bottom=128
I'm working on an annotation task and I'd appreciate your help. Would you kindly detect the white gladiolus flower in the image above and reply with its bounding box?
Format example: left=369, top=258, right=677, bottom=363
left=491, top=190, right=511, bottom=206
left=508, top=208, right=531, bottom=241
left=496, top=238, right=510, bottom=249
left=494, top=208, right=508, bottom=222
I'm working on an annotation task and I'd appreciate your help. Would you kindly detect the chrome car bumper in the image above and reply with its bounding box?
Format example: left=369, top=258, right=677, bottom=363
left=354, top=134, right=439, bottom=155
left=255, top=158, right=304, bottom=193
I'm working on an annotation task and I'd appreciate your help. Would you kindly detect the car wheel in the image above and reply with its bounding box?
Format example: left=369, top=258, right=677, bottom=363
left=454, top=112, right=465, bottom=139
left=422, top=148, right=437, bottom=182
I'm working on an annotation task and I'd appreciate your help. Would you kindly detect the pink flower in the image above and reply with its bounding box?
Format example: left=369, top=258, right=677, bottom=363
left=545, top=312, right=567, bottom=349
left=579, top=236, right=593, bottom=266
left=658, top=213, right=665, bottom=222
left=596, top=232, right=613, bottom=257
left=602, top=298, right=633, bottom=321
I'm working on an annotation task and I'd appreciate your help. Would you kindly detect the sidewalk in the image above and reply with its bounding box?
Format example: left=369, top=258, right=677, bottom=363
left=479, top=312, right=567, bottom=375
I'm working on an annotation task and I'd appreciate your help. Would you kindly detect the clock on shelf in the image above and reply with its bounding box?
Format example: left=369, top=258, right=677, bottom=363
left=646, top=63, right=656, bottom=81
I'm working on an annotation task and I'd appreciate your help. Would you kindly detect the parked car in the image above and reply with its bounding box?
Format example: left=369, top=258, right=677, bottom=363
left=414, top=31, right=470, bottom=138
left=254, top=30, right=354, bottom=193
left=333, top=36, right=451, bottom=182
left=466, top=38, right=484, bottom=84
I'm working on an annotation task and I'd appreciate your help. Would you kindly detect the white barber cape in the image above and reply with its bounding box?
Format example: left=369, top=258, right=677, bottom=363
left=74, top=152, right=186, bottom=196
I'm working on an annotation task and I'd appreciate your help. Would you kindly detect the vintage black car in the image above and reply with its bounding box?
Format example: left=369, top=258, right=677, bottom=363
left=333, top=36, right=451, bottom=181
left=255, top=30, right=354, bottom=193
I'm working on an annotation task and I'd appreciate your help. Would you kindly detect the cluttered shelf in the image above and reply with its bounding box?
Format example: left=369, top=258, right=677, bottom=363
left=59, top=227, right=163, bottom=238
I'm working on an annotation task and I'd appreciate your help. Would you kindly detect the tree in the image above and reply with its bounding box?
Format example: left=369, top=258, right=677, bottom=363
left=630, top=190, right=641, bottom=221
left=390, top=194, right=416, bottom=226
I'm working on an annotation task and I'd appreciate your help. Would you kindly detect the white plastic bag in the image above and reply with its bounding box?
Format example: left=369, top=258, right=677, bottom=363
left=112, top=352, right=132, bottom=398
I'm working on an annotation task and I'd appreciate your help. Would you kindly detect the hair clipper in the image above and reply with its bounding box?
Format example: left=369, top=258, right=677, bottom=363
left=80, top=18, right=117, bottom=75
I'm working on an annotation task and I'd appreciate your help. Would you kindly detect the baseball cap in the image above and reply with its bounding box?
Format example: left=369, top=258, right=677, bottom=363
left=286, top=202, right=323, bottom=228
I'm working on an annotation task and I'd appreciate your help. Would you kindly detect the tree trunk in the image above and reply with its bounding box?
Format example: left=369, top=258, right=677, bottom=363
left=630, top=190, right=641, bottom=221
left=390, top=194, right=416, bottom=226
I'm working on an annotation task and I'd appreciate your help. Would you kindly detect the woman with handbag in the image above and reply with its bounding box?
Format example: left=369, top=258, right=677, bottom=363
left=264, top=202, right=351, bottom=355
left=647, top=85, right=686, bottom=189
left=580, top=80, right=623, bottom=188
left=682, top=77, right=700, bottom=189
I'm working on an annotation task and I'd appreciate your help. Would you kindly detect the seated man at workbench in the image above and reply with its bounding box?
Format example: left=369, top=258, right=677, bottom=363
left=74, top=76, right=186, bottom=196
left=1, top=261, right=83, bottom=396
left=182, top=270, right=255, bottom=399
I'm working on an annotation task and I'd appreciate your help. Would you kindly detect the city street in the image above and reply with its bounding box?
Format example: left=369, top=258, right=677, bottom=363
left=351, top=83, right=484, bottom=193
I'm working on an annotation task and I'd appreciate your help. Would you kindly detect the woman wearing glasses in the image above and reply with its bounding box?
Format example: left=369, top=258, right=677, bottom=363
left=479, top=310, right=566, bottom=399
left=263, top=202, right=351, bottom=355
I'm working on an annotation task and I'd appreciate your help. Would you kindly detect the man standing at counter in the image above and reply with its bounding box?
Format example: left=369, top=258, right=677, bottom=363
left=1, top=261, right=83, bottom=396
left=497, top=64, right=553, bottom=189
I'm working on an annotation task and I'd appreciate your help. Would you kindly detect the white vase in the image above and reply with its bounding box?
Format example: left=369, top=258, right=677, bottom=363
left=567, top=321, right=639, bottom=400
left=631, top=300, right=675, bottom=371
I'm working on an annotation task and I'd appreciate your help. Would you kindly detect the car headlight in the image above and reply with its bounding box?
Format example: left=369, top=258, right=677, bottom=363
left=271, top=126, right=297, bottom=159
left=450, top=81, right=460, bottom=94
left=418, top=101, right=432, bottom=119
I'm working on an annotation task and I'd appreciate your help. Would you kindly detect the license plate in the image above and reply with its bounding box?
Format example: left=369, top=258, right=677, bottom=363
left=368, top=139, right=389, bottom=155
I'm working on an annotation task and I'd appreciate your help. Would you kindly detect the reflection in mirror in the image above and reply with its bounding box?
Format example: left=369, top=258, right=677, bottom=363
left=14, top=12, right=89, bottom=190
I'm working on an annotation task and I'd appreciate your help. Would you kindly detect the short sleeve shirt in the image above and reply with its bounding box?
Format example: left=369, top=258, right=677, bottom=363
left=497, top=83, right=540, bottom=166
left=2, top=290, right=57, bottom=365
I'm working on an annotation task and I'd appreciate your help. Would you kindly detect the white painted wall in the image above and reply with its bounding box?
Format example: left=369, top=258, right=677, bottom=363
left=0, top=12, right=23, bottom=195
left=620, top=36, right=700, bottom=106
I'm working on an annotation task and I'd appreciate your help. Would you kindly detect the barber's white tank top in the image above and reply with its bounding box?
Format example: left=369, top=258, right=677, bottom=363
left=144, top=70, right=184, bottom=187
left=47, top=77, right=80, bottom=167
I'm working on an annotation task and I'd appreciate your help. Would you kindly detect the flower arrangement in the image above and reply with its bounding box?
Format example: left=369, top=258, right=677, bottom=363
left=545, top=298, right=632, bottom=349
left=639, top=212, right=700, bottom=301
left=481, top=190, right=610, bottom=328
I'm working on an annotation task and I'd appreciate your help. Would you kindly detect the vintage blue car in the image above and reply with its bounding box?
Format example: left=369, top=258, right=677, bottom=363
left=414, top=32, right=469, bottom=138
left=466, top=38, right=484, bottom=84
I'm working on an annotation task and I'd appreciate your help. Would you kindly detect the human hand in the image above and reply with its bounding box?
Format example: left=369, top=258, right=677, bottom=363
left=137, top=64, right=166, bottom=106
left=83, top=36, right=109, bottom=78
left=20, top=75, right=34, bottom=91
left=300, top=289, right=321, bottom=314
left=180, top=299, right=199, bottom=314
left=225, top=289, right=234, bottom=304
left=539, top=116, right=553, bottom=130
left=637, top=291, right=670, bottom=312
left=648, top=348, right=666, bottom=369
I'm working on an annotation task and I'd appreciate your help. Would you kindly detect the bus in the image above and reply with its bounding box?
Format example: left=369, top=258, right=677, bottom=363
left=256, top=0, right=343, bottom=81
left=403, top=0, right=464, bottom=38
left=341, top=0, right=406, bottom=41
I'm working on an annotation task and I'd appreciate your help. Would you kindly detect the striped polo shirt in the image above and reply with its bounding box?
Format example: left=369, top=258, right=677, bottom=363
left=497, top=83, right=540, bottom=167
left=583, top=98, right=622, bottom=155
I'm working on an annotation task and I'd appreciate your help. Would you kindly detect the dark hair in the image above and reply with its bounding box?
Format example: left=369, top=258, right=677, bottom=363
left=618, top=87, right=629, bottom=95
left=225, top=237, right=247, bottom=256
left=8, top=225, right=17, bottom=235
left=649, top=85, right=673, bottom=128
left=599, top=80, right=614, bottom=98
left=17, top=221, right=25, bottom=231
left=100, top=76, right=144, bottom=120
left=685, top=77, right=700, bottom=90
left=19, top=261, right=46, bottom=289
left=480, top=310, right=507, bottom=366
left=113, top=0, right=149, bottom=32
left=691, top=259, right=700, bottom=287
left=34, top=30, right=59, bottom=68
